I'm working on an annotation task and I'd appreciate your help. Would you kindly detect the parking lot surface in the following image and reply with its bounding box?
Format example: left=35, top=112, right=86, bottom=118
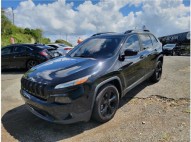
left=1, top=56, right=190, bottom=142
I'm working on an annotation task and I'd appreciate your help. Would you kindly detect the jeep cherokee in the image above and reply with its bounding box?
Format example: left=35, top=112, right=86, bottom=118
left=20, top=30, right=163, bottom=124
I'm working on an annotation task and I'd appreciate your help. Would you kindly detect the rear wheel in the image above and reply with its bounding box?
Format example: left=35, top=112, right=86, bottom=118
left=172, top=50, right=176, bottom=56
left=92, top=84, right=119, bottom=123
left=150, top=61, right=162, bottom=83
left=26, top=60, right=38, bottom=70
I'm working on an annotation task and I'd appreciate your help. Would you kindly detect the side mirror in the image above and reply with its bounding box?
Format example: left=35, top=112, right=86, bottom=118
left=124, top=49, right=138, bottom=56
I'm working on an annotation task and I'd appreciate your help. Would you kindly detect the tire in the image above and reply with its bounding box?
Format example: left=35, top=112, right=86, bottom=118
left=92, top=84, right=119, bottom=123
left=26, top=60, right=38, bottom=70
left=172, top=50, right=176, bottom=56
left=150, top=61, right=162, bottom=83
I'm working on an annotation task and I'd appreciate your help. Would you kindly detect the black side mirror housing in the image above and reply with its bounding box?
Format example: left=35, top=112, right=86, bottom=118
left=119, top=49, right=138, bottom=61
left=124, top=49, right=138, bottom=56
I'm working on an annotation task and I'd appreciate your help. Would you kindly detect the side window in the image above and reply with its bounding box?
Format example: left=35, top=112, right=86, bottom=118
left=139, top=34, right=152, bottom=49
left=13, top=46, right=27, bottom=53
left=25, top=46, right=33, bottom=51
left=124, top=35, right=140, bottom=51
left=51, top=45, right=58, bottom=48
left=150, top=34, right=158, bottom=45
left=2, top=47, right=12, bottom=55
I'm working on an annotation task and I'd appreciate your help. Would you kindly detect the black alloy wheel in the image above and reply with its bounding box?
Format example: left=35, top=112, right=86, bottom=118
left=92, top=84, right=119, bottom=123
left=155, top=62, right=162, bottom=80
left=27, top=60, right=38, bottom=70
left=172, top=50, right=176, bottom=56
left=150, top=61, right=162, bottom=83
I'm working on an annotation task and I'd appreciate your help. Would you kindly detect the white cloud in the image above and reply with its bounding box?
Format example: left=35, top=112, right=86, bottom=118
left=5, top=0, right=190, bottom=44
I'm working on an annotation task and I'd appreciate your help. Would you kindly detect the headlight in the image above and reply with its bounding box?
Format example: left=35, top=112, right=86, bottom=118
left=54, top=75, right=91, bottom=89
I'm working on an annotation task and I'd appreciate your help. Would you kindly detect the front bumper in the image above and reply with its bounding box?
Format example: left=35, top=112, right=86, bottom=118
left=163, top=50, right=173, bottom=55
left=20, top=89, right=92, bottom=124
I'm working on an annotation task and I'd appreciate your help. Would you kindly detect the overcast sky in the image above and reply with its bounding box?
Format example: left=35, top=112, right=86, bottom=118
left=3, top=0, right=190, bottom=45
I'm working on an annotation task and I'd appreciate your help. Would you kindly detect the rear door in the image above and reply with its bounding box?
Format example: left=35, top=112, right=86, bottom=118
left=120, top=34, right=147, bottom=89
left=138, top=34, right=154, bottom=73
left=10, top=46, right=30, bottom=68
left=1, top=46, right=13, bottom=68
left=149, top=34, right=161, bottom=69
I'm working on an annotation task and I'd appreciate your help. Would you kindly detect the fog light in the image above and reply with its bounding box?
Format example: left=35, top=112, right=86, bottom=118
left=55, top=97, right=72, bottom=104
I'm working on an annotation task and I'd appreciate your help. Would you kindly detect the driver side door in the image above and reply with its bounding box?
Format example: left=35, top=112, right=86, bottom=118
left=119, top=34, right=147, bottom=92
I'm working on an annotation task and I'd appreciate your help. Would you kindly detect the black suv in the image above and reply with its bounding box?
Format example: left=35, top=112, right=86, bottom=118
left=2, top=44, right=57, bottom=70
left=20, top=30, right=163, bottom=124
left=162, top=44, right=178, bottom=56
left=163, top=43, right=190, bottom=56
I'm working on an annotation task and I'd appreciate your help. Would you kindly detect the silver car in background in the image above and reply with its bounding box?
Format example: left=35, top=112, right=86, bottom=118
left=47, top=44, right=73, bottom=56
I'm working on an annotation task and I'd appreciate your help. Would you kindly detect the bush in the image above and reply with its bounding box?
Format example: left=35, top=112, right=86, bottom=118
left=55, top=39, right=73, bottom=46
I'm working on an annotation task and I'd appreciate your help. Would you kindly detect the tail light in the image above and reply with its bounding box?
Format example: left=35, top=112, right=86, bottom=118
left=64, top=48, right=72, bottom=50
left=39, top=49, right=48, bottom=56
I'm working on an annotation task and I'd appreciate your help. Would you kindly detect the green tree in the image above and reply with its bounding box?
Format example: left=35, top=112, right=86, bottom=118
left=24, top=28, right=31, bottom=34
left=1, top=9, right=55, bottom=47
left=30, top=29, right=43, bottom=42
left=1, top=9, right=12, bottom=34
left=41, top=38, right=51, bottom=44
left=55, top=39, right=73, bottom=46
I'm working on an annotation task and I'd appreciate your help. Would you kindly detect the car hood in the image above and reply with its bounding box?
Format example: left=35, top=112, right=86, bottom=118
left=23, top=57, right=102, bottom=85
left=163, top=47, right=174, bottom=50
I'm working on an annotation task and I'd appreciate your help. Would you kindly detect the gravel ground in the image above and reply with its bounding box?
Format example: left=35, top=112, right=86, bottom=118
left=1, top=56, right=190, bottom=142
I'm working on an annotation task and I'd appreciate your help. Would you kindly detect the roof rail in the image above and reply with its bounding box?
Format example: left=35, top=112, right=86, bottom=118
left=91, top=32, right=115, bottom=37
left=124, top=29, right=150, bottom=34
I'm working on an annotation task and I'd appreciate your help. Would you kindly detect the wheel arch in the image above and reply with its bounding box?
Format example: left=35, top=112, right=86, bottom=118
left=157, top=54, right=163, bottom=64
left=91, top=76, right=123, bottom=110
left=25, top=58, right=39, bottom=69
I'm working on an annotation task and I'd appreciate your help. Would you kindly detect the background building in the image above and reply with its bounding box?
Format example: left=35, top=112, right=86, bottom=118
left=159, top=31, right=190, bottom=46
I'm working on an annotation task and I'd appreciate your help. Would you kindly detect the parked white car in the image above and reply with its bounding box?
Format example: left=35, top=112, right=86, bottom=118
left=47, top=44, right=73, bottom=56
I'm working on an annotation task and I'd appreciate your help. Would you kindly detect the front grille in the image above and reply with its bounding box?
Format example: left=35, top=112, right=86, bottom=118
left=21, top=78, right=47, bottom=99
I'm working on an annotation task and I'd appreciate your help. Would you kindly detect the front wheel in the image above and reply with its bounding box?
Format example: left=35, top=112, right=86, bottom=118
left=150, top=61, right=163, bottom=83
left=92, top=84, right=119, bottom=123
left=172, top=50, right=176, bottom=56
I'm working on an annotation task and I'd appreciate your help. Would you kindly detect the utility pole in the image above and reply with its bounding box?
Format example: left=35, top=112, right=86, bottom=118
left=66, top=34, right=67, bottom=41
left=11, top=7, right=14, bottom=25
left=60, top=32, right=62, bottom=39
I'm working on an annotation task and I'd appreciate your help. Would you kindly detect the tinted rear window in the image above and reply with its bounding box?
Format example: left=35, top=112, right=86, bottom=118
left=13, top=46, right=27, bottom=53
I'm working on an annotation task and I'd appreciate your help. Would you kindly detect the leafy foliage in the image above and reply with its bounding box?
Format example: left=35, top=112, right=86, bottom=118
left=1, top=10, right=52, bottom=47
left=1, top=10, right=72, bottom=47
left=55, top=39, right=73, bottom=47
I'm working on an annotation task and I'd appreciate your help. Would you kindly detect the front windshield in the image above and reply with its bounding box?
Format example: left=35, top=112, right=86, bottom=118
left=163, top=44, right=176, bottom=48
left=68, top=36, right=123, bottom=59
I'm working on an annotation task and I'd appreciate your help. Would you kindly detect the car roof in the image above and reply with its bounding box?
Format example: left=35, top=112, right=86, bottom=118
left=91, top=30, right=153, bottom=38
left=5, top=43, right=44, bottom=46
left=47, top=44, right=59, bottom=45
left=5, top=43, right=49, bottom=48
